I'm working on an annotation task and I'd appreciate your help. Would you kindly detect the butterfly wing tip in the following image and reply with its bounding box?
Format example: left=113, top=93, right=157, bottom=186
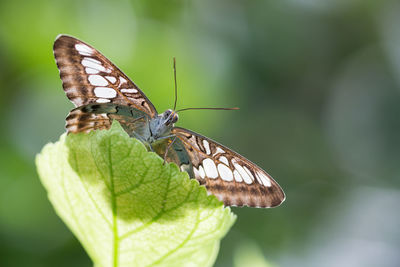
left=270, top=195, right=286, bottom=208
left=54, top=34, right=66, bottom=41
left=54, top=34, right=78, bottom=44
left=53, top=34, right=68, bottom=50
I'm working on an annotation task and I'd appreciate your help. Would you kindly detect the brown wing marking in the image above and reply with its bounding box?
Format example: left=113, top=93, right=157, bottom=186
left=66, top=108, right=111, bottom=133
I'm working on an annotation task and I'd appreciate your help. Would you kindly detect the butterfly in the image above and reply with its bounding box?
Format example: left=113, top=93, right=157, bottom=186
left=53, top=34, right=285, bottom=208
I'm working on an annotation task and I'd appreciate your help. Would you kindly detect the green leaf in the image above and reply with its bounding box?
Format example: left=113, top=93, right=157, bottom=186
left=234, top=240, right=277, bottom=267
left=36, top=121, right=236, bottom=267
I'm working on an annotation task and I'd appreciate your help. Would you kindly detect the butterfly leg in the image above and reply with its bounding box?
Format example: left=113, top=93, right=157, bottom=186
left=128, top=116, right=146, bottom=141
left=131, top=116, right=145, bottom=123
left=131, top=131, right=146, bottom=143
left=156, top=134, right=176, bottom=140
left=149, top=144, right=155, bottom=152
left=146, top=116, right=154, bottom=138
left=163, top=136, right=177, bottom=165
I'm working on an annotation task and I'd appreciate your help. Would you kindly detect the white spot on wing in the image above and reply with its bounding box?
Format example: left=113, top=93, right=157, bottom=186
left=233, top=162, right=253, bottom=184
left=105, top=76, right=117, bottom=84
left=255, top=174, right=263, bottom=185
left=243, top=166, right=254, bottom=182
left=193, top=167, right=201, bottom=178
left=218, top=156, right=229, bottom=165
left=203, top=140, right=211, bottom=155
left=94, top=87, right=117, bottom=98
left=218, top=164, right=233, bottom=181
left=233, top=170, right=243, bottom=182
left=198, top=165, right=205, bottom=178
left=85, top=68, right=99, bottom=74
left=81, top=58, right=106, bottom=72
left=256, top=171, right=272, bottom=187
left=77, top=51, right=92, bottom=56
left=202, top=158, right=218, bottom=178
left=96, top=98, right=110, bottom=103
left=83, top=57, right=101, bottom=64
left=121, top=88, right=138, bottom=93
left=75, top=44, right=93, bottom=55
left=214, top=147, right=225, bottom=155
left=119, top=77, right=127, bottom=84
left=88, top=75, right=108, bottom=86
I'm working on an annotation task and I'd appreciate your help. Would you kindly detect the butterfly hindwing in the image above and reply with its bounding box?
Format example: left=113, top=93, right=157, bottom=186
left=66, top=107, right=112, bottom=133
left=66, top=103, right=152, bottom=141
left=53, top=35, right=157, bottom=117
left=172, top=127, right=285, bottom=208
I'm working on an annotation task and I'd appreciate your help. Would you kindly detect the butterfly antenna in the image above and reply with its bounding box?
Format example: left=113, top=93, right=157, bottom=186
left=172, top=58, right=239, bottom=113
left=176, top=107, right=239, bottom=113
left=173, top=57, right=178, bottom=111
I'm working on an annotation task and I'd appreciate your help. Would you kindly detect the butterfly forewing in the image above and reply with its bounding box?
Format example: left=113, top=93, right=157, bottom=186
left=53, top=35, right=157, bottom=117
left=172, top=127, right=285, bottom=208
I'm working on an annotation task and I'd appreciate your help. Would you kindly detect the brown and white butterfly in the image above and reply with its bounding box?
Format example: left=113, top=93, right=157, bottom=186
left=53, top=34, right=285, bottom=208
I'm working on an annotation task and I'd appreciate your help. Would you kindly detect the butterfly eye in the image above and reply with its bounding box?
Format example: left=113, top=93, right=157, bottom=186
left=171, top=113, right=179, bottom=123
left=162, top=110, right=178, bottom=125
left=163, top=109, right=172, bottom=119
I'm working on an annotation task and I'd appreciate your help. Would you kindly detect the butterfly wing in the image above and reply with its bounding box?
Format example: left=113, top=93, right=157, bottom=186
left=53, top=35, right=157, bottom=118
left=66, top=103, right=151, bottom=142
left=172, top=127, right=285, bottom=208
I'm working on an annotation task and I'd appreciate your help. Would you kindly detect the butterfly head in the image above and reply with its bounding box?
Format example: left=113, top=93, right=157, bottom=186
left=162, top=109, right=179, bottom=126
left=149, top=109, right=179, bottom=141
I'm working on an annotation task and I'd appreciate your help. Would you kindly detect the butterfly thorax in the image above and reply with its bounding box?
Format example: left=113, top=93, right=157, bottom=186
left=148, top=109, right=178, bottom=143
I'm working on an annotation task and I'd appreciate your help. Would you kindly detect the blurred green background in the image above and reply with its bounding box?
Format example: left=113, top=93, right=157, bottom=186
left=1, top=0, right=399, bottom=266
